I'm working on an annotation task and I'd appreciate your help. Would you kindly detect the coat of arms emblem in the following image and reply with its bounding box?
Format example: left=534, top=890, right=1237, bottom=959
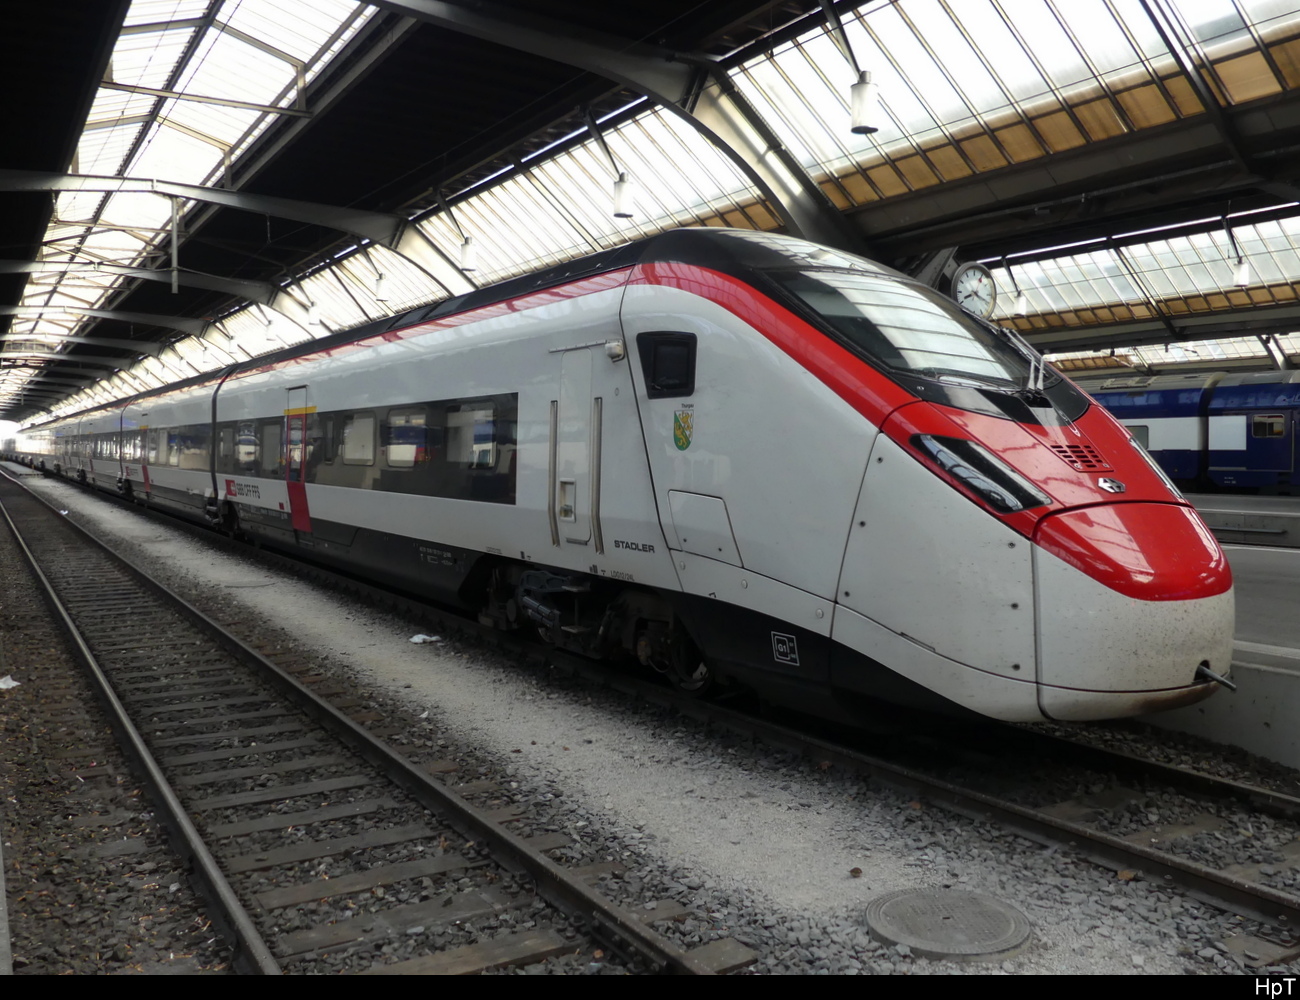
left=673, top=407, right=693, bottom=451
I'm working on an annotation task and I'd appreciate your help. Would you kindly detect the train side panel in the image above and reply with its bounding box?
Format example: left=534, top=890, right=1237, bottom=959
left=619, top=281, right=878, bottom=696
left=1206, top=371, right=1300, bottom=490
left=212, top=284, right=681, bottom=604
left=122, top=387, right=223, bottom=517
left=1081, top=373, right=1221, bottom=484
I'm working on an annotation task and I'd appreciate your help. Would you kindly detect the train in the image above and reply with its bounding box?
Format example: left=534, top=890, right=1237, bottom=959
left=3, top=227, right=1235, bottom=724
left=1079, top=370, right=1300, bottom=493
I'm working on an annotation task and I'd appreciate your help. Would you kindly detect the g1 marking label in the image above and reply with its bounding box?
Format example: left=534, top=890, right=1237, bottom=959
left=225, top=479, right=262, bottom=500
left=614, top=539, right=655, bottom=553
left=771, top=631, right=800, bottom=666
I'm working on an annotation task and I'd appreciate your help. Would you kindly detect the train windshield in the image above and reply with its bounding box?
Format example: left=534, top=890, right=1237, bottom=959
left=769, top=269, right=1052, bottom=391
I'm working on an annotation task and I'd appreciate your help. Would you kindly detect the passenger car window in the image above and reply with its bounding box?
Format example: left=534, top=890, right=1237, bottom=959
left=342, top=412, right=376, bottom=465
left=1252, top=414, right=1286, bottom=438
left=446, top=405, right=496, bottom=468
left=385, top=408, right=427, bottom=468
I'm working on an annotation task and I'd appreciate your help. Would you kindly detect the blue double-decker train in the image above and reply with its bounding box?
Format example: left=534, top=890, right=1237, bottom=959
left=1079, top=370, right=1300, bottom=492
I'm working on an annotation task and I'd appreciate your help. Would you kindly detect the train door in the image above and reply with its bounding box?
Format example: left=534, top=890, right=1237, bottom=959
left=1247, top=411, right=1293, bottom=475
left=285, top=386, right=313, bottom=533
left=549, top=348, right=596, bottom=549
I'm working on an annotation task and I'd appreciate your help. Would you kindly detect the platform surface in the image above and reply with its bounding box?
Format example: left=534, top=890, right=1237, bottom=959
left=1146, top=541, right=1300, bottom=766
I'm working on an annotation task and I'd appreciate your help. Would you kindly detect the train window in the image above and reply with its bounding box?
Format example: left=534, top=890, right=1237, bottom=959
left=179, top=425, right=210, bottom=470
left=260, top=420, right=283, bottom=475
left=124, top=430, right=143, bottom=463
left=1128, top=425, right=1150, bottom=449
left=384, top=408, right=428, bottom=468
left=234, top=422, right=259, bottom=472
left=165, top=430, right=182, bottom=466
left=637, top=332, right=696, bottom=399
left=342, top=412, right=376, bottom=465
left=147, top=429, right=162, bottom=464
left=770, top=270, right=1039, bottom=390
left=319, top=415, right=336, bottom=464
left=446, top=405, right=496, bottom=467
left=218, top=427, right=234, bottom=468
left=1253, top=414, right=1286, bottom=438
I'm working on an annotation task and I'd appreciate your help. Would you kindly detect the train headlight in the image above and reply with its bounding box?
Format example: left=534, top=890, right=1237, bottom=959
left=912, top=435, right=1052, bottom=514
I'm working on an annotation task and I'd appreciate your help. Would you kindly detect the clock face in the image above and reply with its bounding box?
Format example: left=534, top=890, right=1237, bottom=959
left=953, top=263, right=996, bottom=318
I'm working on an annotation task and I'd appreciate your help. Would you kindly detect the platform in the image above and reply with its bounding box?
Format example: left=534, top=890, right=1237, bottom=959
left=1187, top=493, right=1300, bottom=548
left=1149, top=641, right=1300, bottom=770
left=1145, top=541, right=1300, bottom=768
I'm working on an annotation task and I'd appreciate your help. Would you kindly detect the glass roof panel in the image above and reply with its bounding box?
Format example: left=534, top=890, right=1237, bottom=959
left=162, top=99, right=262, bottom=150
left=221, top=0, right=364, bottom=62
left=175, top=29, right=296, bottom=111
left=14, top=0, right=1300, bottom=420
left=219, top=304, right=308, bottom=358
left=98, top=191, right=175, bottom=232
left=992, top=0, right=1093, bottom=91
left=53, top=191, right=106, bottom=225
left=729, top=0, right=1300, bottom=219
left=990, top=209, right=1300, bottom=328
left=110, top=23, right=195, bottom=90
left=85, top=88, right=155, bottom=128
left=78, top=123, right=150, bottom=178
left=1044, top=335, right=1285, bottom=371
left=958, top=0, right=1054, bottom=104
left=123, top=1, right=210, bottom=26
left=127, top=119, right=226, bottom=183
left=1056, top=2, right=1144, bottom=76
left=298, top=268, right=381, bottom=332
left=413, top=103, right=767, bottom=289
left=1173, top=0, right=1250, bottom=46
left=336, top=247, right=449, bottom=316
left=6, top=0, right=374, bottom=416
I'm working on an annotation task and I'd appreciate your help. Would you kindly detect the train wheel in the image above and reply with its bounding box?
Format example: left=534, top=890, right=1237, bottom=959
left=672, top=657, right=714, bottom=696
left=666, top=628, right=714, bottom=696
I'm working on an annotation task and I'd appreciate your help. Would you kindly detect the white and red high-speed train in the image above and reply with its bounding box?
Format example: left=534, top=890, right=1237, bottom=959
left=9, top=228, right=1234, bottom=722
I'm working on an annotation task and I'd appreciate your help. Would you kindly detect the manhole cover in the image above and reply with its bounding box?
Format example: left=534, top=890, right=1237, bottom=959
left=865, top=889, right=1031, bottom=961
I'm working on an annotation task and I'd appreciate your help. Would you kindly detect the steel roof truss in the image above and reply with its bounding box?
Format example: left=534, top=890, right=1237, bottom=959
left=371, top=0, right=862, bottom=253
left=99, top=82, right=312, bottom=119
left=0, top=169, right=404, bottom=247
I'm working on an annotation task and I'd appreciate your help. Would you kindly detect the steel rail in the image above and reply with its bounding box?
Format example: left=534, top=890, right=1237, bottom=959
left=28, top=464, right=1300, bottom=940
left=995, top=723, right=1300, bottom=824
left=585, top=669, right=1300, bottom=929
left=0, top=482, right=282, bottom=975
left=1, top=468, right=715, bottom=975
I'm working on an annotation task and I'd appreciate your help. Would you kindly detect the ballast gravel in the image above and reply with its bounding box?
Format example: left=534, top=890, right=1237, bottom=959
left=18, top=474, right=1300, bottom=975
left=0, top=487, right=232, bottom=975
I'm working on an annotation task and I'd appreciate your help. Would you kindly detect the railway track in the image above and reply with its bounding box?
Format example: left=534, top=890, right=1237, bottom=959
left=0, top=472, right=753, bottom=974
left=14, top=466, right=1300, bottom=972
left=609, top=686, right=1300, bottom=970
left=0, top=511, right=233, bottom=974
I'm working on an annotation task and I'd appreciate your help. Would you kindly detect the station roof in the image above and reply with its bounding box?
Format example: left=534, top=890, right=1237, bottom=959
left=4, top=0, right=1300, bottom=422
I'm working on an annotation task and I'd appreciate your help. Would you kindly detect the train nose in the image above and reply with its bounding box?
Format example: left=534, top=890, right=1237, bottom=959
left=1031, top=501, right=1235, bottom=720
